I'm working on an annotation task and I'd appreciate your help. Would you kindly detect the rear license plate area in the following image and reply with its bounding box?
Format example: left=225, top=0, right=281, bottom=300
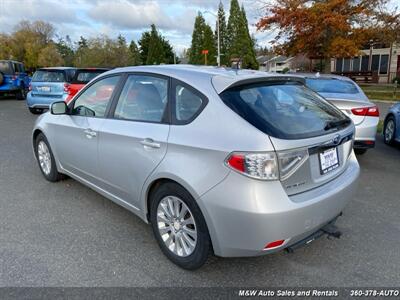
left=319, top=147, right=339, bottom=175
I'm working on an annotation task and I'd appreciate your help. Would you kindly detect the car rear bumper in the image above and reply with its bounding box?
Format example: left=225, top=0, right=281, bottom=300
left=354, top=116, right=379, bottom=148
left=199, top=152, right=360, bottom=257
left=27, top=93, right=66, bottom=108
left=0, top=84, right=19, bottom=92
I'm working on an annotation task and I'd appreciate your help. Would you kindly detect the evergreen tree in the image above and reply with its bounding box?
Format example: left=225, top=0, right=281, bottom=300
left=128, top=40, right=141, bottom=65
left=189, top=13, right=217, bottom=65
left=226, top=0, right=258, bottom=69
left=146, top=24, right=166, bottom=65
left=215, top=2, right=228, bottom=66
left=138, top=24, right=175, bottom=65
left=55, top=35, right=74, bottom=66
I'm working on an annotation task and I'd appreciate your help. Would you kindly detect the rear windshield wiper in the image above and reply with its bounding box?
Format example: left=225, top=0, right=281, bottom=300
left=324, top=119, right=349, bottom=131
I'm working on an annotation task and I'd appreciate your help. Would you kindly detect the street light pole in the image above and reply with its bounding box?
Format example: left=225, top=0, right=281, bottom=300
left=204, top=10, right=220, bottom=67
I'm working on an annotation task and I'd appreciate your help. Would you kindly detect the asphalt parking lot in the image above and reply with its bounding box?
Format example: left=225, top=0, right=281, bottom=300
left=0, top=99, right=399, bottom=287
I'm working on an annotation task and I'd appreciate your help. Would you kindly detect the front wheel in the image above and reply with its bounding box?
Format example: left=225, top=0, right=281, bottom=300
left=150, top=182, right=212, bottom=270
left=384, top=116, right=396, bottom=145
left=35, top=133, right=64, bottom=182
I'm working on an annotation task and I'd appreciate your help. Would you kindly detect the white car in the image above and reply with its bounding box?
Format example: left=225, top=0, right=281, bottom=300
left=303, top=73, right=379, bottom=155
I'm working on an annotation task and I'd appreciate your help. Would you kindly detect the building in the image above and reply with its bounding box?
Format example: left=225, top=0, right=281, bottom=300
left=259, top=55, right=293, bottom=72
left=331, top=42, right=400, bottom=83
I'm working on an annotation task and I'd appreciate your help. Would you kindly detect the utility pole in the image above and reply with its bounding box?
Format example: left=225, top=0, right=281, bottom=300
left=203, top=10, right=220, bottom=67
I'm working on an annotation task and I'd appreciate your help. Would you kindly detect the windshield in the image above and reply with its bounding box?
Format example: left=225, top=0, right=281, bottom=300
left=32, top=70, right=66, bottom=82
left=71, top=70, right=105, bottom=84
left=220, top=82, right=350, bottom=139
left=0, top=62, right=13, bottom=75
left=306, top=78, right=359, bottom=94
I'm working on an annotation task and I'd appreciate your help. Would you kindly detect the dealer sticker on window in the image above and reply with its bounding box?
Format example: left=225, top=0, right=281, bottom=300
left=319, top=147, right=339, bottom=175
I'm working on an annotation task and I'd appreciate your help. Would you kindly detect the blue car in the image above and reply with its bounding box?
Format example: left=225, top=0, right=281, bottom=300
left=0, top=60, right=30, bottom=100
left=383, top=103, right=400, bottom=145
left=27, top=67, right=76, bottom=114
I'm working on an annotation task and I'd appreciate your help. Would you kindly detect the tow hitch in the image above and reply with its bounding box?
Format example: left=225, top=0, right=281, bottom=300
left=286, top=215, right=342, bottom=253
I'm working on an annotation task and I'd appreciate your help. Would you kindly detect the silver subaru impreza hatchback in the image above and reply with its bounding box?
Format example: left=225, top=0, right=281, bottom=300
left=32, top=65, right=360, bottom=269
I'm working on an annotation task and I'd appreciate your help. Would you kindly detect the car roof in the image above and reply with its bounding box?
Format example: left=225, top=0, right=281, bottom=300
left=105, top=64, right=305, bottom=94
left=290, top=72, right=354, bottom=81
left=38, top=67, right=77, bottom=70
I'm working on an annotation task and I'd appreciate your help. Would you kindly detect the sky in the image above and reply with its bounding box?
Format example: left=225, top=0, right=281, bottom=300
left=0, top=0, right=277, bottom=55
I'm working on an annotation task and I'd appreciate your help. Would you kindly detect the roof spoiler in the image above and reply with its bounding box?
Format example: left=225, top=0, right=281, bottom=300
left=216, top=76, right=306, bottom=94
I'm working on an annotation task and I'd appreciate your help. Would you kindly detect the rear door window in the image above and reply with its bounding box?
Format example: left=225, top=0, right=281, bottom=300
left=32, top=70, right=66, bottom=82
left=220, top=82, right=350, bottom=139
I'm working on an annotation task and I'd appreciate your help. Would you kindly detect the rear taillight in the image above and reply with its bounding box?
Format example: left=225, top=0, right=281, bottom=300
left=12, top=75, right=17, bottom=80
left=225, top=149, right=308, bottom=181
left=351, top=106, right=379, bottom=117
left=64, top=83, right=70, bottom=93
left=28, top=84, right=32, bottom=91
left=226, top=152, right=278, bottom=180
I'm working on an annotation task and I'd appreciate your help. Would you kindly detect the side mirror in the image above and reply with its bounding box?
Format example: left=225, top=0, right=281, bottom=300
left=51, top=101, right=68, bottom=115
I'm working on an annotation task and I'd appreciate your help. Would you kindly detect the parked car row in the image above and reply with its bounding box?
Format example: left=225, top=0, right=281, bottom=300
left=27, top=67, right=109, bottom=114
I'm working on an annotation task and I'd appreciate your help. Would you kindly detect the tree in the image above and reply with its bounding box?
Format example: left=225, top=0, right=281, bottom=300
left=215, top=2, right=228, bottom=65
left=189, top=13, right=217, bottom=65
left=10, top=20, right=56, bottom=69
left=128, top=40, right=141, bottom=65
left=0, top=34, right=13, bottom=59
left=256, top=0, right=400, bottom=73
left=56, top=35, right=74, bottom=66
left=38, top=43, right=64, bottom=67
left=226, top=0, right=258, bottom=69
left=138, top=24, right=175, bottom=65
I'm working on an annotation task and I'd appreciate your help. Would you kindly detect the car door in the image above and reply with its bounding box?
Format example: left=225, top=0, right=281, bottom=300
left=50, top=75, right=122, bottom=184
left=97, top=74, right=170, bottom=209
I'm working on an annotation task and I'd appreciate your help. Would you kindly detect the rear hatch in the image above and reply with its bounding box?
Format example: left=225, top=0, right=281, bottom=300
left=31, top=69, right=69, bottom=98
left=219, top=79, right=354, bottom=196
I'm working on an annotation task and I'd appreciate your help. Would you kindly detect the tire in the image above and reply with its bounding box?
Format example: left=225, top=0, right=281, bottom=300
left=354, top=148, right=367, bottom=155
left=150, top=182, right=212, bottom=270
left=16, top=86, right=27, bottom=100
left=383, top=116, right=396, bottom=145
left=35, top=133, right=65, bottom=182
left=29, top=107, right=43, bottom=114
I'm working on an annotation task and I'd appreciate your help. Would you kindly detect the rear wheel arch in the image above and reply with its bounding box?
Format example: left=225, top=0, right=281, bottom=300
left=145, top=178, right=198, bottom=222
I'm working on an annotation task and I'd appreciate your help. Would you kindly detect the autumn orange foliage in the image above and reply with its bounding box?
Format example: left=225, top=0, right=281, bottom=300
left=257, top=0, right=400, bottom=72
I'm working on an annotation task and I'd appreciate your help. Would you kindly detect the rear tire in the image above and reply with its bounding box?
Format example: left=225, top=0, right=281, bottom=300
left=16, top=87, right=27, bottom=100
left=29, top=107, right=43, bottom=114
left=384, top=116, right=396, bottom=145
left=35, top=133, right=65, bottom=182
left=354, top=148, right=367, bottom=155
left=150, top=182, right=212, bottom=270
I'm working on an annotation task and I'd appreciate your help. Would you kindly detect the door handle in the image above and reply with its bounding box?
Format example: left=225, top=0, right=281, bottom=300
left=84, top=128, right=97, bottom=138
left=140, top=138, right=160, bottom=149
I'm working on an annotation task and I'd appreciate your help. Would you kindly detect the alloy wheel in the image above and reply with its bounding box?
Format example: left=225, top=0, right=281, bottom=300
left=157, top=196, right=197, bottom=257
left=385, top=119, right=395, bottom=142
left=37, top=141, right=52, bottom=175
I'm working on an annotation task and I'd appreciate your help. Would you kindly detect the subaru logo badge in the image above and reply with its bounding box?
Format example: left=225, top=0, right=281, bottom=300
left=333, top=134, right=340, bottom=145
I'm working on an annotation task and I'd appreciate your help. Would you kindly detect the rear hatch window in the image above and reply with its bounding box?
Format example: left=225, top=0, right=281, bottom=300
left=0, top=62, right=13, bottom=75
left=306, top=78, right=358, bottom=94
left=32, top=70, right=66, bottom=82
left=71, top=70, right=107, bottom=84
left=220, top=81, right=351, bottom=140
